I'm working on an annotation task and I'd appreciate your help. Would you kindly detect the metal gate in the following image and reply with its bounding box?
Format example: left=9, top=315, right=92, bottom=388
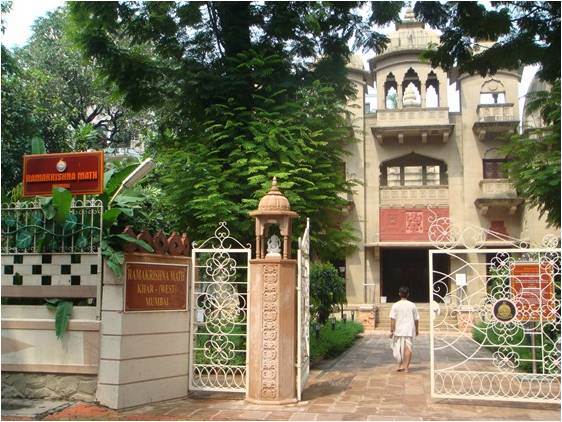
left=189, top=222, right=251, bottom=392
left=428, top=217, right=561, bottom=404
left=297, top=218, right=311, bottom=400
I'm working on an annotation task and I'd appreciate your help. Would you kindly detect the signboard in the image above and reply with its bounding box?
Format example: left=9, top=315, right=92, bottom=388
left=125, top=262, right=188, bottom=312
left=455, top=273, right=467, bottom=287
left=511, top=262, right=555, bottom=321
left=23, top=151, right=104, bottom=197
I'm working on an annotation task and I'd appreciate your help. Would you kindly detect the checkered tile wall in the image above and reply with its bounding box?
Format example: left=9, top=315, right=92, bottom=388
left=1, top=254, right=101, bottom=287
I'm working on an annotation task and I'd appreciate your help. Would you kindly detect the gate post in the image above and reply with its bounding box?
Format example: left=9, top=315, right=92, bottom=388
left=247, top=178, right=299, bottom=404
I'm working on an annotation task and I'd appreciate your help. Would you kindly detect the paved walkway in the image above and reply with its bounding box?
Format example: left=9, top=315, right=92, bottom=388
left=4, top=334, right=561, bottom=420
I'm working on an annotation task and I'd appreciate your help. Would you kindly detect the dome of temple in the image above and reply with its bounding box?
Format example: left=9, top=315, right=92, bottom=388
left=403, top=7, right=416, bottom=22
left=380, top=7, right=440, bottom=54
left=402, top=82, right=420, bottom=107
left=257, top=177, right=291, bottom=212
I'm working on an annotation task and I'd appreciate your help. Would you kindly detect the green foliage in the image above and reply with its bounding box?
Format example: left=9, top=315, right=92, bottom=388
left=51, top=188, right=73, bottom=224
left=194, top=322, right=246, bottom=367
left=415, top=2, right=560, bottom=84
left=472, top=321, right=556, bottom=374
left=1, top=6, right=152, bottom=194
left=31, top=137, right=46, bottom=154
left=46, top=299, right=74, bottom=340
left=310, top=262, right=347, bottom=324
left=68, top=2, right=410, bottom=260
left=310, top=320, right=363, bottom=362
left=502, top=80, right=561, bottom=227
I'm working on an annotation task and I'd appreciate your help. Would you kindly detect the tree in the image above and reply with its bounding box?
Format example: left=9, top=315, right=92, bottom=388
left=413, top=1, right=560, bottom=84
left=1, top=6, right=154, bottom=194
left=502, top=81, right=561, bottom=227
left=20, top=8, right=152, bottom=149
left=1, top=2, right=39, bottom=194
left=68, top=1, right=401, bottom=260
left=310, top=262, right=346, bottom=324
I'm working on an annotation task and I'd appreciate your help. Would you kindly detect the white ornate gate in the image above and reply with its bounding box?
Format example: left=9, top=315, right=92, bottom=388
left=297, top=218, right=311, bottom=400
left=189, top=222, right=251, bottom=392
left=428, top=217, right=561, bottom=404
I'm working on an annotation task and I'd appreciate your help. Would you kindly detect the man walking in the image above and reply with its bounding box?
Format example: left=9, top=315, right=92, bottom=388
left=389, top=286, right=419, bottom=372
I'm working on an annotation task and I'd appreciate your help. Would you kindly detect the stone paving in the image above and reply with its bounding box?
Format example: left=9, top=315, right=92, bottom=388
left=3, top=333, right=560, bottom=421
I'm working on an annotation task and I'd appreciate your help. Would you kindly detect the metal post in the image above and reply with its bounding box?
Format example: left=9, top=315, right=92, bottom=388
left=529, top=321, right=537, bottom=374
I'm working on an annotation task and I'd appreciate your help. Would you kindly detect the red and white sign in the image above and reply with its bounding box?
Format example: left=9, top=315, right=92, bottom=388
left=23, top=151, right=104, bottom=197
left=511, top=262, right=555, bottom=321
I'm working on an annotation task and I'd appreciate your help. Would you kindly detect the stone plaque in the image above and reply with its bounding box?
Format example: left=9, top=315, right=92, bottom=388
left=125, top=262, right=187, bottom=311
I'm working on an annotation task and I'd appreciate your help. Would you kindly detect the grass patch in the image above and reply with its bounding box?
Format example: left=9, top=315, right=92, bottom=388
left=472, top=321, right=557, bottom=373
left=310, top=320, right=364, bottom=363
left=194, top=321, right=247, bottom=366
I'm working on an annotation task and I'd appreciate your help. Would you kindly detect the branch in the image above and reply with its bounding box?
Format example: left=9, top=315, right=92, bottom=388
left=206, top=1, right=225, bottom=59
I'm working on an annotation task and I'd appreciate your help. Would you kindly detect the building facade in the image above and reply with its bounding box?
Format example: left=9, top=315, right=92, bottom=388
left=343, top=10, right=557, bottom=316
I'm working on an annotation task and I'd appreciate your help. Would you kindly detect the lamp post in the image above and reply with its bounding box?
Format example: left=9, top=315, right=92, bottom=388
left=108, top=158, right=155, bottom=207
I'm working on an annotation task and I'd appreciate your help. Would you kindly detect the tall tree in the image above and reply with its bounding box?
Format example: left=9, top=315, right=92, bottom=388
left=1, top=6, right=153, bottom=194
left=68, top=1, right=398, bottom=259
left=503, top=81, right=561, bottom=227
left=1, top=1, right=39, bottom=194
left=414, top=1, right=560, bottom=84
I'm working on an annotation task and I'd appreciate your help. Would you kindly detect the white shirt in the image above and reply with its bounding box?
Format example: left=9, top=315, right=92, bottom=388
left=389, top=299, right=419, bottom=337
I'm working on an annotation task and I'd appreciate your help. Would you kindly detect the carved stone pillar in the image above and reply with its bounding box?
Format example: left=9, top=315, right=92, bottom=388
left=247, top=177, right=299, bottom=404
left=247, top=259, right=297, bottom=404
left=397, top=83, right=403, bottom=109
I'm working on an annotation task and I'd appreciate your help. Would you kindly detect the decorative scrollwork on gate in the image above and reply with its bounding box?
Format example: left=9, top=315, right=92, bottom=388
left=430, top=248, right=561, bottom=404
left=190, top=222, right=251, bottom=392
left=426, top=208, right=558, bottom=250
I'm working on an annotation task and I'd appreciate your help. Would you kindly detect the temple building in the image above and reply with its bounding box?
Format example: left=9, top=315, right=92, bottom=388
left=342, top=10, right=557, bottom=327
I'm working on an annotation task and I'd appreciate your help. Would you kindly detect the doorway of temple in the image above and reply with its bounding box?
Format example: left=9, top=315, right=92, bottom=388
left=381, top=248, right=449, bottom=302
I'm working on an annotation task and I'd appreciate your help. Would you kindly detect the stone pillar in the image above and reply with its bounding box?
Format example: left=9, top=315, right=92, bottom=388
left=247, top=177, right=299, bottom=404
left=247, top=258, right=297, bottom=404
left=397, top=83, right=403, bottom=109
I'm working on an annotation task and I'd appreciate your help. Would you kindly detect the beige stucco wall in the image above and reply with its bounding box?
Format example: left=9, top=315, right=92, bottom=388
left=1, top=305, right=100, bottom=375
left=96, top=257, right=190, bottom=410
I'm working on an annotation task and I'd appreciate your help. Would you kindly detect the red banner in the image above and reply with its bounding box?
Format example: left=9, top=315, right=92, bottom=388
left=23, top=151, right=104, bottom=197
left=511, top=262, right=555, bottom=321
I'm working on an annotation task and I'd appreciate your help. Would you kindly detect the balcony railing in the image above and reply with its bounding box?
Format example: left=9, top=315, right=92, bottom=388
left=476, top=103, right=517, bottom=123
left=473, top=104, right=519, bottom=141
left=475, top=179, right=522, bottom=215
left=376, top=108, right=450, bottom=128
left=478, top=179, right=517, bottom=198
left=380, top=185, right=449, bottom=208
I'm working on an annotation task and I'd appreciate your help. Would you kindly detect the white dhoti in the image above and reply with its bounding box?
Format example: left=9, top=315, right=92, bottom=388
left=391, top=336, right=413, bottom=363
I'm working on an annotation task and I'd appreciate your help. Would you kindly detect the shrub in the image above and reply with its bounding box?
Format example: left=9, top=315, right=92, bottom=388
left=310, top=262, right=346, bottom=324
left=472, top=321, right=555, bottom=373
left=310, top=320, right=364, bottom=362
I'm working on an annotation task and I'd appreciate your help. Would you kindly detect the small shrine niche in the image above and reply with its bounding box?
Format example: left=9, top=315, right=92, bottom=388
left=249, top=177, right=298, bottom=259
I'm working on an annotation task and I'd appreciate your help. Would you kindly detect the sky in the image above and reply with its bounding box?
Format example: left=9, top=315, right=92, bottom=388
left=1, top=0, right=538, bottom=117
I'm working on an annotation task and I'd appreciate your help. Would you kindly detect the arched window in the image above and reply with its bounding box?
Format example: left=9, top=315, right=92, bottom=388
left=384, top=73, right=398, bottom=109
left=483, top=148, right=508, bottom=179
left=425, top=71, right=439, bottom=107
left=480, top=79, right=506, bottom=104
left=380, top=152, right=447, bottom=187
